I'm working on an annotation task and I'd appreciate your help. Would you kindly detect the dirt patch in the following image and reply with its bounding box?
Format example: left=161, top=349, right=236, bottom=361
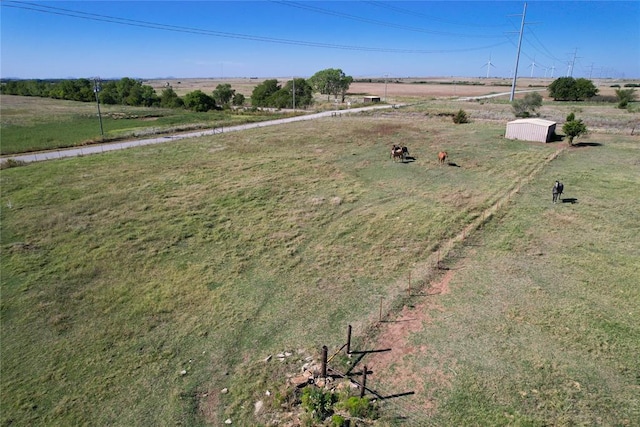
left=362, top=269, right=455, bottom=412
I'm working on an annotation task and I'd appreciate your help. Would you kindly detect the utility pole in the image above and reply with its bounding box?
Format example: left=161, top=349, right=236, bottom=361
left=384, top=74, right=388, bottom=102
left=509, top=2, right=527, bottom=102
left=567, top=48, right=579, bottom=77
left=292, top=77, right=295, bottom=110
left=93, top=77, right=104, bottom=137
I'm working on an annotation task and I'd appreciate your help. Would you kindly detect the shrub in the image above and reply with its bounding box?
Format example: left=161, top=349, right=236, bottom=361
left=615, top=88, right=636, bottom=109
left=330, top=414, right=348, bottom=427
left=337, top=396, right=379, bottom=419
left=301, top=387, right=337, bottom=421
left=512, top=92, right=543, bottom=118
left=453, top=109, right=469, bottom=124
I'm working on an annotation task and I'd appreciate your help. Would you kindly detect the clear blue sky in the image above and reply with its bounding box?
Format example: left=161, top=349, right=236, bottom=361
left=1, top=1, right=639, bottom=79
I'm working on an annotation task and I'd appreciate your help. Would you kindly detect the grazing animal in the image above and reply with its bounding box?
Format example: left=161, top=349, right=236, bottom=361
left=552, top=180, right=564, bottom=203
left=438, top=151, right=448, bottom=164
left=391, top=144, right=405, bottom=162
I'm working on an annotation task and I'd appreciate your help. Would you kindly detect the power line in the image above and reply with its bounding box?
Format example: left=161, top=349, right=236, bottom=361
left=366, top=0, right=510, bottom=29
left=273, top=0, right=506, bottom=38
left=3, top=1, right=510, bottom=55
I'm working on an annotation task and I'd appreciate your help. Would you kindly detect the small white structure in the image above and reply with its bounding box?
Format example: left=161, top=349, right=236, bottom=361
left=505, top=118, right=557, bottom=143
left=363, top=96, right=381, bottom=103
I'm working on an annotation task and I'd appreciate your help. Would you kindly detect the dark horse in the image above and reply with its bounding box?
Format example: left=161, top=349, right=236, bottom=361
left=552, top=180, right=564, bottom=203
left=391, top=144, right=409, bottom=162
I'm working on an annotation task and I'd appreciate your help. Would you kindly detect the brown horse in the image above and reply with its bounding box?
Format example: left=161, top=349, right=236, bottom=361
left=438, top=151, right=448, bottom=164
left=391, top=145, right=405, bottom=162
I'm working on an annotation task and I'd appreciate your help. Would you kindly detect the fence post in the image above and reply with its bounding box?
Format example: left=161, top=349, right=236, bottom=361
left=321, top=345, right=328, bottom=379
left=346, top=325, right=352, bottom=354
left=360, top=365, right=368, bottom=398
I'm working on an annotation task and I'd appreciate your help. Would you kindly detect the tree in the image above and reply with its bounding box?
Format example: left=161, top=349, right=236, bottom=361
left=562, top=113, right=588, bottom=145
left=267, top=88, right=292, bottom=109
left=284, top=78, right=314, bottom=108
left=160, top=87, right=183, bottom=108
left=309, top=68, right=353, bottom=102
left=99, top=81, right=119, bottom=105
left=615, top=88, right=636, bottom=109
left=212, top=83, right=235, bottom=107
left=232, top=92, right=245, bottom=106
left=251, top=79, right=280, bottom=107
left=512, top=92, right=543, bottom=117
left=183, top=90, right=216, bottom=112
left=548, top=77, right=598, bottom=101
left=116, top=77, right=139, bottom=105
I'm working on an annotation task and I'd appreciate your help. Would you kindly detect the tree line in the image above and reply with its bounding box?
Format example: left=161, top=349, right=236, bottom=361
left=0, top=68, right=355, bottom=112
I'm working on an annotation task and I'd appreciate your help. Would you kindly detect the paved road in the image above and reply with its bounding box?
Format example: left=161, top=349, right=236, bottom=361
left=0, top=104, right=399, bottom=165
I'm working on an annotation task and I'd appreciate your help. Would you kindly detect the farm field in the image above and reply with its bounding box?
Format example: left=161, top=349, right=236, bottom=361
left=2, top=76, right=635, bottom=157
left=1, top=84, right=639, bottom=426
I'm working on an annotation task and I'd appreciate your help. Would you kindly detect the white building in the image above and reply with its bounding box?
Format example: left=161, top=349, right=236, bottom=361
left=505, top=118, right=557, bottom=143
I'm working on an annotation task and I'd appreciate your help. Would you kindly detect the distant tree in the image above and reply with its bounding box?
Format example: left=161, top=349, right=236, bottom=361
left=574, top=78, right=598, bottom=100
left=75, top=78, right=95, bottom=102
left=615, top=88, right=636, bottom=109
left=267, top=88, right=293, bottom=109
left=232, top=92, right=245, bottom=106
left=212, top=83, right=235, bottom=107
left=160, top=87, right=183, bottom=108
left=309, top=68, right=353, bottom=102
left=284, top=78, right=314, bottom=108
left=251, top=79, right=280, bottom=107
left=140, top=85, right=159, bottom=107
left=99, top=81, right=119, bottom=104
left=548, top=77, right=598, bottom=101
left=116, top=78, right=139, bottom=105
left=183, top=90, right=216, bottom=112
left=562, top=112, right=588, bottom=145
left=512, top=92, right=543, bottom=117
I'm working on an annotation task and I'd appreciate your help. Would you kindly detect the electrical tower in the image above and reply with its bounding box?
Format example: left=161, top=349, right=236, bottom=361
left=509, top=2, right=527, bottom=102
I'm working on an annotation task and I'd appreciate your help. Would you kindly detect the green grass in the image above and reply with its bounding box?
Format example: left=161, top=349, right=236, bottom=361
left=1, top=100, right=638, bottom=426
left=0, top=94, right=299, bottom=155
left=369, top=134, right=640, bottom=426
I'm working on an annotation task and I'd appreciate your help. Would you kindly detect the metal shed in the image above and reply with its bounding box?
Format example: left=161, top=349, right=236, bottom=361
left=505, top=118, right=557, bottom=143
left=363, top=96, right=381, bottom=103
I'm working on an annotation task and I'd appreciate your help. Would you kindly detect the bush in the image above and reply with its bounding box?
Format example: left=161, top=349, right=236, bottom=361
left=301, top=387, right=337, bottom=421
left=330, top=414, right=348, bottom=427
left=337, top=396, right=379, bottom=419
left=615, top=88, right=636, bottom=109
left=453, top=109, right=469, bottom=124
left=512, top=92, right=543, bottom=118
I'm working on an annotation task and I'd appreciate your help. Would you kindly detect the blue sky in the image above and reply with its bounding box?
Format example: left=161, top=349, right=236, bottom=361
left=1, top=1, right=639, bottom=79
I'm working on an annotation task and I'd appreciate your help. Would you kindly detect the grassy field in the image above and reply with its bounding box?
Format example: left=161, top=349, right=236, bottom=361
left=1, top=87, right=639, bottom=426
left=0, top=95, right=299, bottom=155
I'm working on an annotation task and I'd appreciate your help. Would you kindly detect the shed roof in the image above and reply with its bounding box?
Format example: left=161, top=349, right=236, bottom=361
left=507, top=118, right=556, bottom=127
